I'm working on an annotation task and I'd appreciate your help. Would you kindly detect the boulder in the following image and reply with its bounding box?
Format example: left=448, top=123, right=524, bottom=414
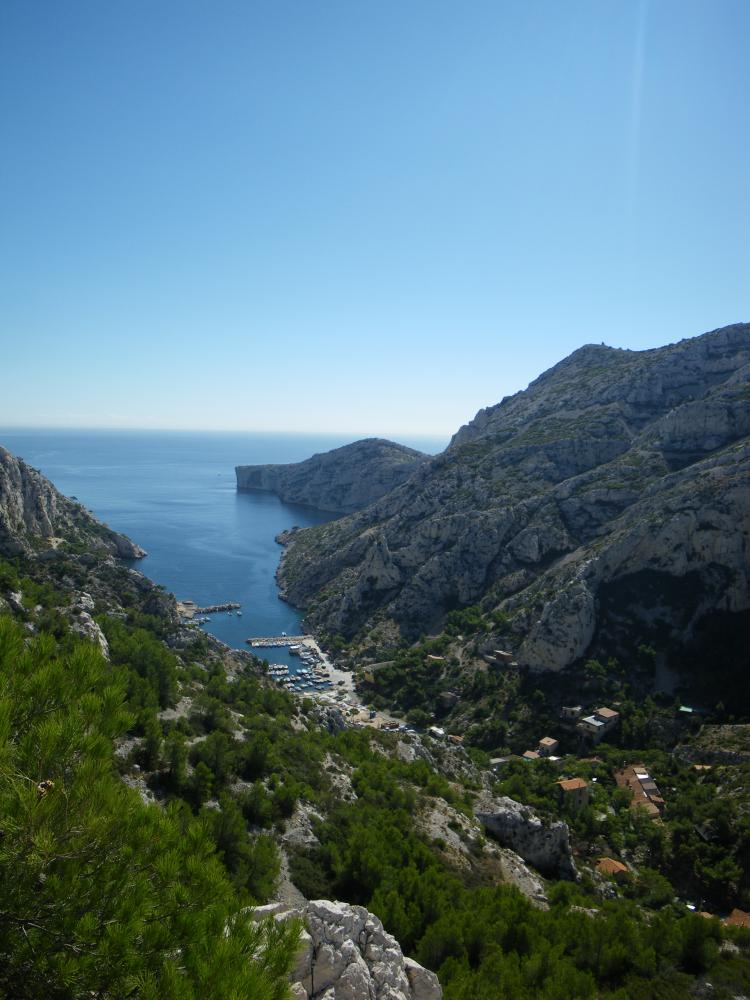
left=404, top=958, right=442, bottom=1000
left=250, top=899, right=442, bottom=999
left=476, top=795, right=578, bottom=880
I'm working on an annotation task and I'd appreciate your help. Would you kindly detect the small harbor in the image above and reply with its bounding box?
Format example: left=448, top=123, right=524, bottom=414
left=173, top=605, right=395, bottom=725
left=247, top=633, right=402, bottom=731
left=253, top=635, right=336, bottom=694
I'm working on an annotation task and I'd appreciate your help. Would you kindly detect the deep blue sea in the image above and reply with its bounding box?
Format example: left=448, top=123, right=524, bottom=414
left=0, top=429, right=446, bottom=665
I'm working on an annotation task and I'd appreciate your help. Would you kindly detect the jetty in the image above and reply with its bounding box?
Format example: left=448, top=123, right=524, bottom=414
left=177, top=599, right=241, bottom=619
left=247, top=635, right=306, bottom=648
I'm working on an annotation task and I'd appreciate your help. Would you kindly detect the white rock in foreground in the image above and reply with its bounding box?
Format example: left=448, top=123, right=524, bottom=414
left=250, top=899, right=442, bottom=1000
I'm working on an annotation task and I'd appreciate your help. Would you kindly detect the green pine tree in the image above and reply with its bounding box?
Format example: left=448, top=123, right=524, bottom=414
left=0, top=617, right=299, bottom=998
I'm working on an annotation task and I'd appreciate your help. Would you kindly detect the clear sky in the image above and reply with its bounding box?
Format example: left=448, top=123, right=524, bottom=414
left=1, top=1, right=747, bottom=437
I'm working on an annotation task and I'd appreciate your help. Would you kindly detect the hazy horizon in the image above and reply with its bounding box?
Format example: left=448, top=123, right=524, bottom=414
left=0, top=425, right=452, bottom=458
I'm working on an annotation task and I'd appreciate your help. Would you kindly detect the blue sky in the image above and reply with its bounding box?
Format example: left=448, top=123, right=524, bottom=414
left=1, top=1, right=747, bottom=436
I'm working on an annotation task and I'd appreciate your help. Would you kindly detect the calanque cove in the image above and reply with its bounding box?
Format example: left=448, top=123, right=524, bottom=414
left=2, top=323, right=750, bottom=998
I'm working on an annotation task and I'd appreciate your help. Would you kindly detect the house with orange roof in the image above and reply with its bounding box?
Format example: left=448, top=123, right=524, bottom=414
left=556, top=776, right=589, bottom=812
left=596, top=857, right=630, bottom=882
left=614, top=763, right=665, bottom=821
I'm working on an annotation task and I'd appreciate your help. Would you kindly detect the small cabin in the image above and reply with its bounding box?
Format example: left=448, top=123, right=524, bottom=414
left=556, top=777, right=589, bottom=812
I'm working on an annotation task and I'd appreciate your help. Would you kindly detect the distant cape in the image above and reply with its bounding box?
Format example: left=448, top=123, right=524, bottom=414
left=236, top=437, right=427, bottom=514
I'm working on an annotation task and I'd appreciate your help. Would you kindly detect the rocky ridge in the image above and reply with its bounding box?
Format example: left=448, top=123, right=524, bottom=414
left=0, top=445, right=180, bottom=639
left=236, top=438, right=428, bottom=514
left=0, top=446, right=146, bottom=560
left=276, top=323, right=750, bottom=670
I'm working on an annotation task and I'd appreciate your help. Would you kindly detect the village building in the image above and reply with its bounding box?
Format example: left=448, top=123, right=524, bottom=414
left=614, top=763, right=665, bottom=820
left=362, top=661, right=394, bottom=683
left=522, top=749, right=540, bottom=761
left=556, top=776, right=589, bottom=812
left=577, top=706, right=620, bottom=744
left=485, top=649, right=518, bottom=668
left=537, top=736, right=560, bottom=757
left=560, top=705, right=583, bottom=720
left=490, top=756, right=511, bottom=772
left=596, top=857, right=630, bottom=882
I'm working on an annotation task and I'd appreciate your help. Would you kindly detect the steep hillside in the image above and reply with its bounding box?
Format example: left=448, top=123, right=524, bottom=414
left=236, top=437, right=427, bottom=513
left=0, top=445, right=145, bottom=559
left=3, top=445, right=750, bottom=998
left=277, top=323, right=750, bottom=670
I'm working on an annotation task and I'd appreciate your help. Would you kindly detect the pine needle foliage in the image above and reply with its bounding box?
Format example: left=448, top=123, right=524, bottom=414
left=0, top=617, right=299, bottom=999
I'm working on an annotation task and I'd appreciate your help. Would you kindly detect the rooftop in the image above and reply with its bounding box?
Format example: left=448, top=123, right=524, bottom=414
left=557, top=777, right=588, bottom=792
left=581, top=715, right=605, bottom=728
left=596, top=857, right=629, bottom=877
left=595, top=707, right=619, bottom=719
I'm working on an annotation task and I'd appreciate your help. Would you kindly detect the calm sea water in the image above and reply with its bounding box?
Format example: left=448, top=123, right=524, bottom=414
left=0, top=429, right=446, bottom=664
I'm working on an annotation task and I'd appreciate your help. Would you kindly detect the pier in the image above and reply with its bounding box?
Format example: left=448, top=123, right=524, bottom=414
left=194, top=602, right=241, bottom=613
left=177, top=600, right=241, bottom=619
left=247, top=635, right=306, bottom=648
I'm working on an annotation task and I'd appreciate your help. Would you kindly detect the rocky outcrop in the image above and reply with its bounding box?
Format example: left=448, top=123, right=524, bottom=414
left=68, top=591, right=110, bottom=657
left=236, top=439, right=427, bottom=514
left=251, top=899, right=442, bottom=1000
left=476, top=796, right=577, bottom=880
left=277, top=323, right=750, bottom=670
left=0, top=446, right=146, bottom=560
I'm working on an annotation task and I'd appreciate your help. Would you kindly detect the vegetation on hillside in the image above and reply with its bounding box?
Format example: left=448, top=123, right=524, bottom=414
left=2, top=542, right=750, bottom=999
left=0, top=616, right=298, bottom=999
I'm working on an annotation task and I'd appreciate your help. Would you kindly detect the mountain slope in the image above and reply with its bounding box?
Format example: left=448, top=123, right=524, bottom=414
left=0, top=446, right=145, bottom=559
left=3, top=446, right=750, bottom=997
left=236, top=437, right=427, bottom=513
left=277, top=323, right=750, bottom=670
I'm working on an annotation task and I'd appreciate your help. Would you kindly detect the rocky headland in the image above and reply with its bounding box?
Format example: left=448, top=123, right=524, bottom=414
left=0, top=445, right=146, bottom=560
left=275, top=323, right=750, bottom=671
left=236, top=438, right=428, bottom=514
left=0, top=445, right=180, bottom=639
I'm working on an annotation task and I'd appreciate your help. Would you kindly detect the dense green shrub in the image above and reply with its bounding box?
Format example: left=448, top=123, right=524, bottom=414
left=0, top=617, right=298, bottom=998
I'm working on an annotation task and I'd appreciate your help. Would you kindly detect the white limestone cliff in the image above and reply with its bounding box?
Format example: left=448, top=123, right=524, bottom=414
left=250, top=899, right=442, bottom=1000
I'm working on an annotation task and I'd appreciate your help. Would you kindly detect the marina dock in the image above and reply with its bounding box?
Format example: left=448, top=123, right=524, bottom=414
left=177, top=600, right=241, bottom=619
left=247, top=635, right=306, bottom=648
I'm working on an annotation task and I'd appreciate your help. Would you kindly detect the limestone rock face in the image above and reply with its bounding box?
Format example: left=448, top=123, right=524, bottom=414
left=277, top=323, right=750, bottom=670
left=251, top=899, right=442, bottom=1000
left=69, top=606, right=110, bottom=658
left=236, top=438, right=428, bottom=514
left=476, top=796, right=577, bottom=880
left=0, top=446, right=146, bottom=560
